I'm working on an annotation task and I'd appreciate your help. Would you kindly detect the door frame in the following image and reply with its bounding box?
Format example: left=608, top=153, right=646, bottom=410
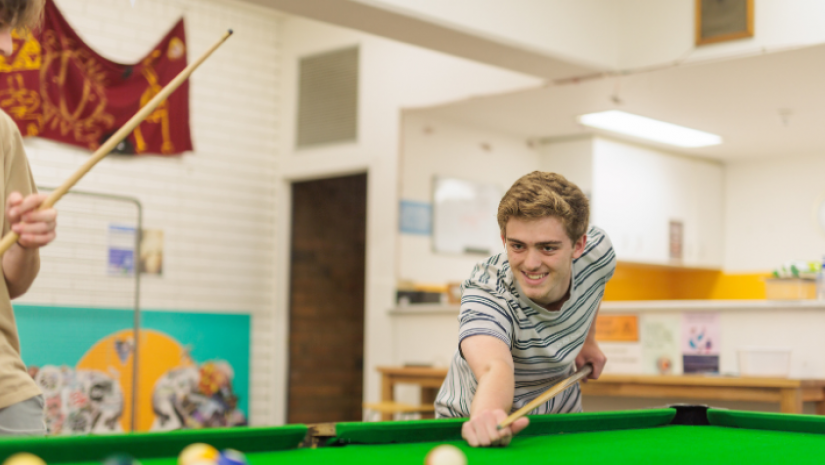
left=272, top=166, right=370, bottom=425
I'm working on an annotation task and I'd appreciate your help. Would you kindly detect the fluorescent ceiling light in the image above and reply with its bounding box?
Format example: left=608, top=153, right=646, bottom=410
left=577, top=110, right=722, bottom=148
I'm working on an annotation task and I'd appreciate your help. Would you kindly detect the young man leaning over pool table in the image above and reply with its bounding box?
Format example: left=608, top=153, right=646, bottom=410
left=434, top=171, right=616, bottom=447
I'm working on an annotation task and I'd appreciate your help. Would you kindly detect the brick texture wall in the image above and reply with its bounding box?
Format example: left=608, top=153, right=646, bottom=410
left=15, top=0, right=281, bottom=425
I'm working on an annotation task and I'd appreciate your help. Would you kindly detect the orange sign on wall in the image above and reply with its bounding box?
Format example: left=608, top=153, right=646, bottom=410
left=595, top=315, right=639, bottom=342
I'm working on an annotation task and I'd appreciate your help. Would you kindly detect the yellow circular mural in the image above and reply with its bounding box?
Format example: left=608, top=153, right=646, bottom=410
left=76, top=329, right=193, bottom=432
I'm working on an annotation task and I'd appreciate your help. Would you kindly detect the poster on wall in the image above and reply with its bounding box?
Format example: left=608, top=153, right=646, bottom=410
left=669, top=220, right=683, bottom=261
left=595, top=315, right=642, bottom=374
left=681, top=312, right=720, bottom=374
left=107, top=224, right=137, bottom=276
left=139, top=229, right=164, bottom=275
left=399, top=200, right=432, bottom=235
left=595, top=315, right=639, bottom=342
left=640, top=314, right=682, bottom=375
left=16, top=305, right=250, bottom=434
left=599, top=342, right=643, bottom=374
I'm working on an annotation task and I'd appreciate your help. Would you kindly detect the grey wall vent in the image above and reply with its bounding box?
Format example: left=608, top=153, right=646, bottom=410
left=296, top=46, right=359, bottom=148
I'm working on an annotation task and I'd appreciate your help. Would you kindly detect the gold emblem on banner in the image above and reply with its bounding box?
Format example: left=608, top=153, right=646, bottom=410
left=39, top=31, right=115, bottom=149
left=134, top=50, right=174, bottom=154
left=167, top=37, right=185, bottom=60
left=0, top=30, right=43, bottom=134
left=0, top=74, right=41, bottom=135
left=0, top=30, right=42, bottom=72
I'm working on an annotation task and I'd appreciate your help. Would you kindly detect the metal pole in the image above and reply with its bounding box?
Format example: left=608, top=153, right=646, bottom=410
left=131, top=200, right=142, bottom=433
left=37, top=187, right=142, bottom=432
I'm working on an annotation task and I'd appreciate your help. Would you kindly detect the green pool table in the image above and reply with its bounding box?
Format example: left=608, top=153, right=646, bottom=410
left=1, top=407, right=824, bottom=465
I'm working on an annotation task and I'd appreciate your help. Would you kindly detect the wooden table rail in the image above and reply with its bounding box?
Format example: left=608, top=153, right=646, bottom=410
left=376, top=366, right=825, bottom=418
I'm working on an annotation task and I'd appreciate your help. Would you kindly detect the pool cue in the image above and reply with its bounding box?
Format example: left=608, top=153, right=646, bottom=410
left=498, top=364, right=593, bottom=430
left=0, top=29, right=234, bottom=256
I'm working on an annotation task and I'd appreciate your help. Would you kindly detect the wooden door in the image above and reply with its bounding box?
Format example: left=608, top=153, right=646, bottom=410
left=287, top=173, right=367, bottom=423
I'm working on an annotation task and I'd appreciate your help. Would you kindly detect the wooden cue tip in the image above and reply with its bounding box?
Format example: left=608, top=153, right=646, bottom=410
left=228, top=29, right=234, bottom=35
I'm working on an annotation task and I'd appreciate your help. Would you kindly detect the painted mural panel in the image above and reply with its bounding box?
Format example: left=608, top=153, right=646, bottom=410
left=15, top=305, right=249, bottom=433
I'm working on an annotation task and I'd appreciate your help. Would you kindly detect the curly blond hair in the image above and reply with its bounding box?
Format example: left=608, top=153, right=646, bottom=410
left=497, top=171, right=589, bottom=242
left=0, top=0, right=44, bottom=30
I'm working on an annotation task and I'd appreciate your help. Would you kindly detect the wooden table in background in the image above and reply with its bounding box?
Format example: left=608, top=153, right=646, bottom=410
left=376, top=366, right=448, bottom=421
left=375, top=366, right=825, bottom=418
left=581, top=374, right=825, bottom=414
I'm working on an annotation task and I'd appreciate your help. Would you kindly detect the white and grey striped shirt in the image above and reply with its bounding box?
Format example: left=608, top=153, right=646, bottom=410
left=435, top=225, right=616, bottom=418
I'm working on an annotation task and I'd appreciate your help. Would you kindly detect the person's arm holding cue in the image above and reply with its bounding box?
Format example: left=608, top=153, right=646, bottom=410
left=575, top=303, right=607, bottom=381
left=4, top=192, right=56, bottom=298
left=460, top=336, right=529, bottom=447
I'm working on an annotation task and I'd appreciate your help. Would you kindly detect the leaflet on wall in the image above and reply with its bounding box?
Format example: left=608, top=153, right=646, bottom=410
left=107, top=224, right=137, bottom=276
left=640, top=314, right=682, bottom=375
left=599, top=342, right=643, bottom=374
left=595, top=315, right=639, bottom=342
left=139, top=229, right=164, bottom=275
left=681, top=312, right=720, bottom=373
left=595, top=315, right=642, bottom=374
left=399, top=200, right=432, bottom=235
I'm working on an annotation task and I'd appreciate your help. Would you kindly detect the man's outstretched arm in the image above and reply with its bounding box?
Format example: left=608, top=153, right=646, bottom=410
left=460, top=335, right=529, bottom=447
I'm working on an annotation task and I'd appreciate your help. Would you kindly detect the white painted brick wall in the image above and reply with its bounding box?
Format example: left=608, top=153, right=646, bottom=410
left=14, top=0, right=281, bottom=426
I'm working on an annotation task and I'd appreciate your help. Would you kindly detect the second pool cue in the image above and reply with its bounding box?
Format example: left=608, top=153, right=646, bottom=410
left=498, top=364, right=593, bottom=430
left=0, top=29, right=234, bottom=256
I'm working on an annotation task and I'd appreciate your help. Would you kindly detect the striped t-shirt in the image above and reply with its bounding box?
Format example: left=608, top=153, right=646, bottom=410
left=434, top=225, right=616, bottom=418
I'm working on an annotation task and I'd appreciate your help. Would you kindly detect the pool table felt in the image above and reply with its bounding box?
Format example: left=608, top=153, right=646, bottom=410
left=256, top=423, right=825, bottom=465
left=330, top=408, right=676, bottom=444
left=294, top=409, right=824, bottom=465
left=4, top=409, right=825, bottom=465
left=0, top=425, right=308, bottom=463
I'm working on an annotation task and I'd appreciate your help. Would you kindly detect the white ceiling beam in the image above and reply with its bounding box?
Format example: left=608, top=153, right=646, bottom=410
left=245, top=0, right=601, bottom=80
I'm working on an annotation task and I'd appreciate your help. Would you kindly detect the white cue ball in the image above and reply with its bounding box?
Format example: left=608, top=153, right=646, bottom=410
left=425, top=445, right=467, bottom=465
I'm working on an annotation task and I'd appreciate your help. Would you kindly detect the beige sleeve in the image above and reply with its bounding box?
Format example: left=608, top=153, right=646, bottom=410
left=0, top=111, right=37, bottom=237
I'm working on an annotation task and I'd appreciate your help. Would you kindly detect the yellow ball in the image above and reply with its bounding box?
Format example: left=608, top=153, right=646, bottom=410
left=425, top=445, right=466, bottom=465
left=178, top=444, right=219, bottom=465
left=3, top=453, right=46, bottom=465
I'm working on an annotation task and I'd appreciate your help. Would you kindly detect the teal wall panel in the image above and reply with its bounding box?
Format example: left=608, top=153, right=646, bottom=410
left=13, top=304, right=250, bottom=418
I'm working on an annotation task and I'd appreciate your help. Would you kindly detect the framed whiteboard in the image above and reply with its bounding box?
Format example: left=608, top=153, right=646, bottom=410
left=433, top=177, right=503, bottom=255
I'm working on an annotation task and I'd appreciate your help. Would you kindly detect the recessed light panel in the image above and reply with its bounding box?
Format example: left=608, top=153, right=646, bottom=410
left=577, top=110, right=722, bottom=148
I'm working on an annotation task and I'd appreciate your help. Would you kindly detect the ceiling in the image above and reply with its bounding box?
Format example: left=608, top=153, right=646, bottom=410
left=246, top=0, right=597, bottom=79
left=407, top=44, right=825, bottom=161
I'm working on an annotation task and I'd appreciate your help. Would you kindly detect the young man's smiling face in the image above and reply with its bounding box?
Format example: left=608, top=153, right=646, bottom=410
left=503, top=216, right=586, bottom=310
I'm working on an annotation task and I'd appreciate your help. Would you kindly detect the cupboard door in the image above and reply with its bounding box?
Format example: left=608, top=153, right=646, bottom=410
left=591, top=138, right=723, bottom=267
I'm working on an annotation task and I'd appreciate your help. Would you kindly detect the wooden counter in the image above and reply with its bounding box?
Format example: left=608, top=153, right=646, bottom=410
left=375, top=366, right=825, bottom=417
left=581, top=374, right=825, bottom=414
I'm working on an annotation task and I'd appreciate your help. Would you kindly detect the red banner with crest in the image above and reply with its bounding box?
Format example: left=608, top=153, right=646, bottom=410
left=0, top=0, right=192, bottom=155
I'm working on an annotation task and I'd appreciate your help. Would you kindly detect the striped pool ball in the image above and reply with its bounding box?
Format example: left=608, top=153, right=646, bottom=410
left=217, top=449, right=247, bottom=465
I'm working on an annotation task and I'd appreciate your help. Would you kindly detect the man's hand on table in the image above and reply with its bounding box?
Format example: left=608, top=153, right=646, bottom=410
left=462, top=409, right=529, bottom=447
